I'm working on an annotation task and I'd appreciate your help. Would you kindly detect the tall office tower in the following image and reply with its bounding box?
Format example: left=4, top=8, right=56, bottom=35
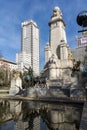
left=16, top=52, right=31, bottom=72
left=16, top=20, right=40, bottom=76
left=72, top=31, right=87, bottom=62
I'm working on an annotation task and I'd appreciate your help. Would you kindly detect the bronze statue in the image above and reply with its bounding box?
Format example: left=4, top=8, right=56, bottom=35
left=23, top=66, right=47, bottom=88
left=72, top=59, right=81, bottom=72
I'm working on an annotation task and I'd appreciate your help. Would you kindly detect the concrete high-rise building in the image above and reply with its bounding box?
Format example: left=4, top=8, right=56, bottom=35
left=72, top=31, right=87, bottom=62
left=16, top=52, right=31, bottom=72
left=16, top=20, right=40, bottom=76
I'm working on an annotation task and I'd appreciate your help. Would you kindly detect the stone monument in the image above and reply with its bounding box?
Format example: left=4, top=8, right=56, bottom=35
left=9, top=71, right=22, bottom=95
left=43, top=6, right=73, bottom=83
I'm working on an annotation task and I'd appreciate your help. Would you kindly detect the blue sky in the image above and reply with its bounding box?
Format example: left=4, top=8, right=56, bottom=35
left=0, top=0, right=87, bottom=70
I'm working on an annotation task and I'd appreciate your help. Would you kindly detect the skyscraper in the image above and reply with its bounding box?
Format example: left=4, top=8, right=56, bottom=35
left=72, top=31, right=87, bottom=62
left=16, top=20, right=40, bottom=76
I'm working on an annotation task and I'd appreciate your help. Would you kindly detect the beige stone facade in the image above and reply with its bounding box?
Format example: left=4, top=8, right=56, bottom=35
left=44, top=6, right=73, bottom=80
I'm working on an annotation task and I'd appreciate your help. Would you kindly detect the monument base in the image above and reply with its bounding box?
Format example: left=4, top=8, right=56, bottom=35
left=9, top=88, right=19, bottom=95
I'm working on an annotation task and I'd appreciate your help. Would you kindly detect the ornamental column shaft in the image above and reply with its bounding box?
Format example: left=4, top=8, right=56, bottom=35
left=49, top=6, right=67, bottom=58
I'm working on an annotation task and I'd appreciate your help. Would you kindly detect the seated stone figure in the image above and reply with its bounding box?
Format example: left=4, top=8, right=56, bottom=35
left=48, top=54, right=60, bottom=79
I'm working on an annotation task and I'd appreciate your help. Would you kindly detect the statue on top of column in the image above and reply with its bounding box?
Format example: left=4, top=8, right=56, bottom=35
left=52, top=6, right=62, bottom=18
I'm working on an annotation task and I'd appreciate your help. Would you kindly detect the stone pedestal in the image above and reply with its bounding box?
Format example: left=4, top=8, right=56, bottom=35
left=49, top=67, right=57, bottom=79
left=27, top=87, right=37, bottom=97
left=27, top=87, right=47, bottom=97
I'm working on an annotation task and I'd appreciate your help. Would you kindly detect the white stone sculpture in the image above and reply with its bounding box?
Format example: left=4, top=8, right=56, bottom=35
left=44, top=6, right=73, bottom=81
left=9, top=71, right=22, bottom=95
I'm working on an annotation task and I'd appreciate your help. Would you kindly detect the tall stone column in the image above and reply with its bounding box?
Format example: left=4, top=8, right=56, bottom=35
left=63, top=44, right=68, bottom=60
left=60, top=43, right=68, bottom=60
left=49, top=6, right=67, bottom=58
left=44, top=44, right=52, bottom=64
left=60, top=44, right=63, bottom=60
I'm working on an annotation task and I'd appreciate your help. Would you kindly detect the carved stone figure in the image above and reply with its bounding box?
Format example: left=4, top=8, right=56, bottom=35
left=52, top=6, right=62, bottom=18
left=9, top=71, right=22, bottom=95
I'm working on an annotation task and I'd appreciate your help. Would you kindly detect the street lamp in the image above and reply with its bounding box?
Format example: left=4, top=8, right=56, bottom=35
left=85, top=84, right=87, bottom=101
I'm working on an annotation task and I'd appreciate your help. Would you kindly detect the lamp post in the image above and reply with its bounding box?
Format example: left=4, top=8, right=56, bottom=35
left=85, top=85, right=87, bottom=101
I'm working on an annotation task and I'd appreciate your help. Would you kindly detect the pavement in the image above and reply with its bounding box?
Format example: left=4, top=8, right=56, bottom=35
left=0, top=94, right=85, bottom=105
left=0, top=94, right=35, bottom=101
